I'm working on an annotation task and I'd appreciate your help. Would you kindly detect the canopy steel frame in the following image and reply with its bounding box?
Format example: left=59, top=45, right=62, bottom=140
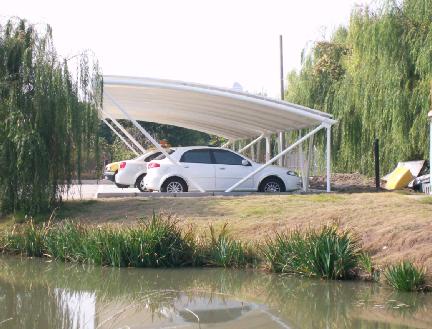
left=102, top=110, right=147, bottom=155
left=238, top=134, right=264, bottom=154
left=326, top=125, right=331, bottom=192
left=102, top=76, right=335, bottom=193
left=105, top=91, right=206, bottom=193
left=225, top=124, right=327, bottom=192
left=101, top=117, right=139, bottom=156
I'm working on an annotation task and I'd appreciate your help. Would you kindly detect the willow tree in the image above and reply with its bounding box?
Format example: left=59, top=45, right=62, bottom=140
left=286, top=0, right=432, bottom=175
left=0, top=19, right=102, bottom=215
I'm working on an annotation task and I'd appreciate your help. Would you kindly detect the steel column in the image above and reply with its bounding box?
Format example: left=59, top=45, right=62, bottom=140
left=265, top=136, right=271, bottom=162
left=326, top=125, right=331, bottom=193
left=278, top=132, right=284, bottom=166
left=225, top=124, right=325, bottom=192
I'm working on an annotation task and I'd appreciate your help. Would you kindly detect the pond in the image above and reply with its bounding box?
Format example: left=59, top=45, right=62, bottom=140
left=0, top=256, right=431, bottom=329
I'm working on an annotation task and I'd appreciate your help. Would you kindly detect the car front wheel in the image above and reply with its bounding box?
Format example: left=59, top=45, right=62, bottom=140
left=259, top=177, right=286, bottom=193
left=161, top=177, right=188, bottom=193
left=135, top=174, right=147, bottom=192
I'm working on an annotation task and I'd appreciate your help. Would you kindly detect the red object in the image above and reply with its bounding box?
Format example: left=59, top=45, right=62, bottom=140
left=119, top=161, right=126, bottom=169
left=148, top=162, right=160, bottom=169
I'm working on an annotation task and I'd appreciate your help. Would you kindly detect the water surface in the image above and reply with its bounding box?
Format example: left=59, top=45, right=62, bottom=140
left=0, top=256, right=431, bottom=329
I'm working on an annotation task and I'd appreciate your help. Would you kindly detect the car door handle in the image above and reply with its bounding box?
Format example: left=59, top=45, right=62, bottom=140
left=183, top=166, right=189, bottom=168
left=219, top=167, right=226, bottom=170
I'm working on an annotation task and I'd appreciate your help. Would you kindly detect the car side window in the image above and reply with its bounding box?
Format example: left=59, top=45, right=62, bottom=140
left=144, top=152, right=162, bottom=162
left=180, top=150, right=212, bottom=164
left=212, top=150, right=245, bottom=165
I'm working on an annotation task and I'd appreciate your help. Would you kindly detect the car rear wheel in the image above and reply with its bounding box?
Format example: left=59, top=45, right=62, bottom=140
left=259, top=177, right=285, bottom=193
left=161, top=177, right=188, bottom=193
left=135, top=174, right=147, bottom=192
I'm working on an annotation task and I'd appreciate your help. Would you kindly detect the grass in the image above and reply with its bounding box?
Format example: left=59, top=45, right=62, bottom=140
left=0, top=214, right=256, bottom=269
left=262, top=224, right=362, bottom=279
left=419, top=196, right=432, bottom=205
left=51, top=192, right=432, bottom=276
left=384, top=261, right=426, bottom=292
left=203, top=223, right=257, bottom=267
left=2, top=213, right=430, bottom=291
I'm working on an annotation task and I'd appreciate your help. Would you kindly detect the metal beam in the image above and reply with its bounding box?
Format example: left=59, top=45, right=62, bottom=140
left=225, top=124, right=325, bottom=192
left=278, top=132, right=283, bottom=166
left=102, top=110, right=147, bottom=154
left=105, top=91, right=205, bottom=193
left=102, top=118, right=139, bottom=156
left=265, top=136, right=271, bottom=162
left=221, top=140, right=232, bottom=148
left=238, top=134, right=264, bottom=153
left=304, top=133, right=315, bottom=192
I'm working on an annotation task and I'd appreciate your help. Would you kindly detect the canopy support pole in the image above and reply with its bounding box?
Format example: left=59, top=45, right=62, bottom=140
left=304, top=133, right=315, bottom=192
left=102, top=110, right=147, bottom=154
left=101, top=118, right=140, bottom=156
left=221, top=140, right=232, bottom=148
left=326, top=124, right=331, bottom=192
left=225, top=124, right=325, bottom=192
left=278, top=132, right=284, bottom=166
left=105, top=91, right=206, bottom=192
left=265, top=136, right=271, bottom=162
left=238, top=134, right=264, bottom=154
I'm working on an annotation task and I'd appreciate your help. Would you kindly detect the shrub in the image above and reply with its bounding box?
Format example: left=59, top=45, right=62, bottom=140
left=384, top=261, right=426, bottom=292
left=263, top=225, right=361, bottom=279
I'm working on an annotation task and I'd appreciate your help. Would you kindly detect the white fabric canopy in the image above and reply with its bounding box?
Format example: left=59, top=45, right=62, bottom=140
left=102, top=75, right=336, bottom=140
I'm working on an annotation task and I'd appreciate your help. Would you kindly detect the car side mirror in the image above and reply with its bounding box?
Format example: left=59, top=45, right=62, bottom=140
left=242, top=159, right=250, bottom=166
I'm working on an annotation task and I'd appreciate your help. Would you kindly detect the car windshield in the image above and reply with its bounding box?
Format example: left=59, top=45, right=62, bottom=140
left=153, top=149, right=175, bottom=160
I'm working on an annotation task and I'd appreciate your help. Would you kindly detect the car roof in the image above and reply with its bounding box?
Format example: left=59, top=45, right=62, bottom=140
left=173, top=146, right=228, bottom=152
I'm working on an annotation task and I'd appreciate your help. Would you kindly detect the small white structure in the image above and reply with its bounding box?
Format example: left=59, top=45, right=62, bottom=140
left=101, top=76, right=337, bottom=193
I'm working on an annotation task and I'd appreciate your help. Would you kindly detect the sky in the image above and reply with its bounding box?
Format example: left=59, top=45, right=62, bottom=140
left=3, top=0, right=374, bottom=98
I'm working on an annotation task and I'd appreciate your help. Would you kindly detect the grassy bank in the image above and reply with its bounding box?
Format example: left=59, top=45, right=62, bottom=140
left=0, top=215, right=257, bottom=269
left=0, top=215, right=368, bottom=280
left=1, top=213, right=429, bottom=291
left=47, top=192, right=432, bottom=274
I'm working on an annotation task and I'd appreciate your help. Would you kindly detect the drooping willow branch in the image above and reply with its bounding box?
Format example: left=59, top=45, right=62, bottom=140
left=0, top=18, right=102, bottom=214
left=286, top=0, right=432, bottom=175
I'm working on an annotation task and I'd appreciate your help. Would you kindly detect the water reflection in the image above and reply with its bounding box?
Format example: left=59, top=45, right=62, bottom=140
left=0, top=256, right=431, bottom=329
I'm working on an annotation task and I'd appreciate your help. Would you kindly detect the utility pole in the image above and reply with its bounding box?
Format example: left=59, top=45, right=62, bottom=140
left=279, top=35, right=284, bottom=100
left=278, top=35, right=284, bottom=166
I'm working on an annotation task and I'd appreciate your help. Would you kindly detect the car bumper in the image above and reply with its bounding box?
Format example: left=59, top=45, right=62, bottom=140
left=144, top=174, right=162, bottom=191
left=104, top=171, right=116, bottom=182
left=115, top=170, right=136, bottom=186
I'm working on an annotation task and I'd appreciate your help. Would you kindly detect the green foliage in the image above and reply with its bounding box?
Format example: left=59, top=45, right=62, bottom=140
left=384, top=261, right=426, bottom=292
left=286, top=0, right=432, bottom=175
left=0, top=214, right=253, bottom=268
left=203, top=223, right=257, bottom=268
left=0, top=18, right=102, bottom=214
left=263, top=225, right=362, bottom=279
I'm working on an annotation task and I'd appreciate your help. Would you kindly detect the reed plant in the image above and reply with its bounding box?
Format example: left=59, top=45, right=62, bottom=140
left=0, top=214, right=193, bottom=267
left=263, top=224, right=362, bottom=279
left=384, top=261, right=426, bottom=292
left=201, top=224, right=257, bottom=268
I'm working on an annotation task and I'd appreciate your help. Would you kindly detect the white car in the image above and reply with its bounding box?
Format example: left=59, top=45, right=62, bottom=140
left=115, top=150, right=162, bottom=191
left=144, top=146, right=301, bottom=193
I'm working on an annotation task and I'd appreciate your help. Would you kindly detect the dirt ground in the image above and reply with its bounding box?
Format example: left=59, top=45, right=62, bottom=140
left=56, top=191, right=432, bottom=273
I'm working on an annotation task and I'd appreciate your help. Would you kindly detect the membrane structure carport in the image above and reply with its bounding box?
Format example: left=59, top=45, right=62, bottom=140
left=101, top=76, right=337, bottom=193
